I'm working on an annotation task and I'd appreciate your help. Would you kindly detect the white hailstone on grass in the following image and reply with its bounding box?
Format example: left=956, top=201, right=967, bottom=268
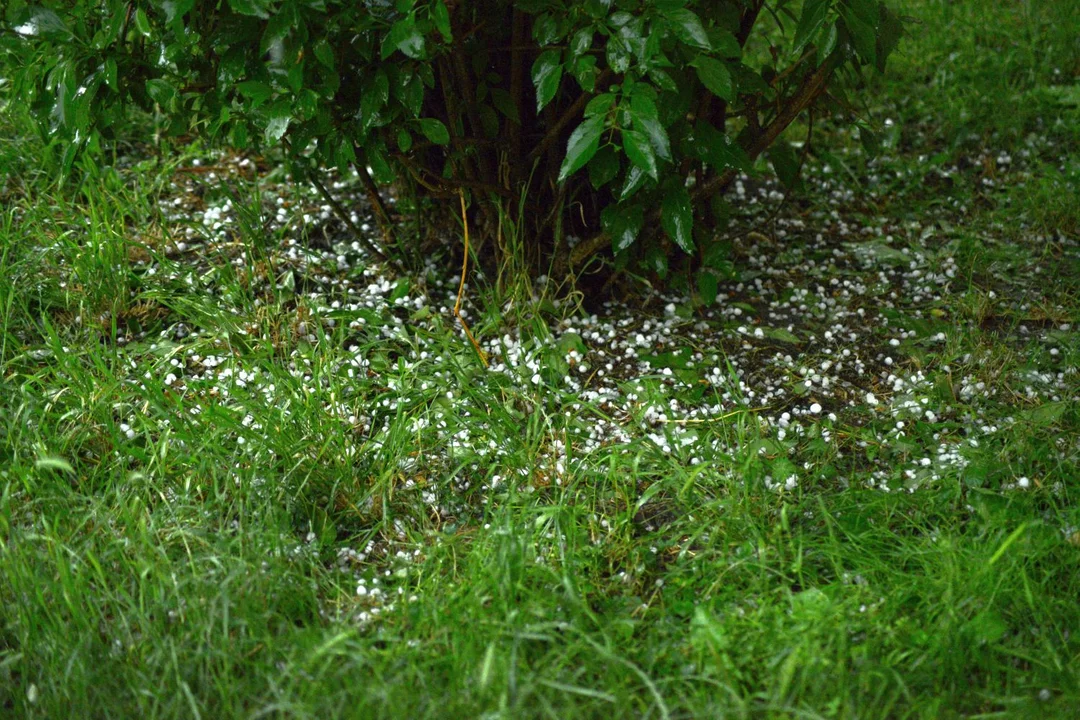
left=809, top=403, right=822, bottom=414
left=866, top=392, right=878, bottom=405
left=1017, top=477, right=1030, bottom=489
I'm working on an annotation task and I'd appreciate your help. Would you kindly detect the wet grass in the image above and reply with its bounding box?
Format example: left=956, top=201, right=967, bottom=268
left=2, top=1, right=1080, bottom=717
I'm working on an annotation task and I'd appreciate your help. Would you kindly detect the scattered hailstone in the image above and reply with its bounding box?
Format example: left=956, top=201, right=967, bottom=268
left=809, top=403, right=822, bottom=414
left=866, top=392, right=878, bottom=405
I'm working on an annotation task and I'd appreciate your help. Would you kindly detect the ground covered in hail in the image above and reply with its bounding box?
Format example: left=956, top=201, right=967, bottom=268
left=3, top=2, right=1080, bottom=717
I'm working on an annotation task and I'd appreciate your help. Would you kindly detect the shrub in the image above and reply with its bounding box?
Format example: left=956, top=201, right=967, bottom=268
left=1, top=0, right=903, bottom=292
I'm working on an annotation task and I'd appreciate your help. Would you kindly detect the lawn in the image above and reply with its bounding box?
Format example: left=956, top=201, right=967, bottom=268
left=2, top=1, right=1079, bottom=717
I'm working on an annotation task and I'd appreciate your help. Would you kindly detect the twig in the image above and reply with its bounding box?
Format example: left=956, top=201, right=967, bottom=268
left=455, top=190, right=488, bottom=367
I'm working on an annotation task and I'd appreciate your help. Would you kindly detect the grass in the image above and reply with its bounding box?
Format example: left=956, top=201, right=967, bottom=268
left=2, top=1, right=1080, bottom=717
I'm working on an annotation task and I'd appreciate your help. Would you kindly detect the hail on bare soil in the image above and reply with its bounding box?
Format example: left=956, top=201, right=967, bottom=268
left=60, top=148, right=1080, bottom=624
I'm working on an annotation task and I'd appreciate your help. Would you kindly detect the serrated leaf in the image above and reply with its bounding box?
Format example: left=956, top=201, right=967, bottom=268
left=531, top=49, right=563, bottom=112
left=382, top=17, right=425, bottom=60
left=602, top=202, right=644, bottom=253
left=667, top=8, right=710, bottom=50
left=557, top=114, right=605, bottom=182
left=622, top=127, right=657, bottom=180
left=661, top=184, right=694, bottom=253
left=416, top=118, right=450, bottom=145
left=794, top=0, right=830, bottom=53
left=694, top=56, right=733, bottom=101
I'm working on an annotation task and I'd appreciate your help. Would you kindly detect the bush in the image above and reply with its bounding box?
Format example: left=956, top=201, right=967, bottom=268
left=1, top=0, right=903, bottom=292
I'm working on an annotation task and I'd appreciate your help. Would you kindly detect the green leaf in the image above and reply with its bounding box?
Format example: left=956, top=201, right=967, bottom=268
left=134, top=8, right=151, bottom=36
left=557, top=114, right=605, bottom=182
left=817, top=22, right=839, bottom=64
left=692, top=120, right=750, bottom=172
left=694, top=57, right=733, bottom=101
left=491, top=88, right=520, bottom=124
left=237, top=80, right=274, bottom=107
left=794, top=0, right=830, bottom=53
left=432, top=0, right=452, bottom=42
left=843, top=1, right=878, bottom=67
left=602, top=202, right=644, bottom=253
left=619, top=164, right=648, bottom=201
left=710, top=29, right=742, bottom=59
left=397, top=128, right=413, bottom=151
left=570, top=27, right=593, bottom=57
left=585, top=92, right=616, bottom=118
left=103, top=59, right=118, bottom=91
left=587, top=144, right=620, bottom=189
left=227, top=0, right=270, bottom=19
left=770, top=141, right=802, bottom=189
left=163, top=0, right=195, bottom=24
left=19, top=8, right=70, bottom=39
left=145, top=78, right=177, bottom=108
left=876, top=3, right=904, bottom=72
left=382, top=17, right=426, bottom=60
left=648, top=69, right=678, bottom=93
left=416, top=118, right=450, bottom=145
left=621, top=128, right=657, bottom=180
left=532, top=14, right=559, bottom=45
left=697, top=270, right=718, bottom=305
left=313, top=38, right=335, bottom=68
left=531, top=50, right=563, bottom=112
left=606, top=34, right=632, bottom=73
left=760, top=327, right=801, bottom=344
left=571, top=55, right=599, bottom=92
left=264, top=101, right=291, bottom=143
left=630, top=93, right=671, bottom=161
left=661, top=184, right=694, bottom=254
left=666, top=8, right=710, bottom=50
